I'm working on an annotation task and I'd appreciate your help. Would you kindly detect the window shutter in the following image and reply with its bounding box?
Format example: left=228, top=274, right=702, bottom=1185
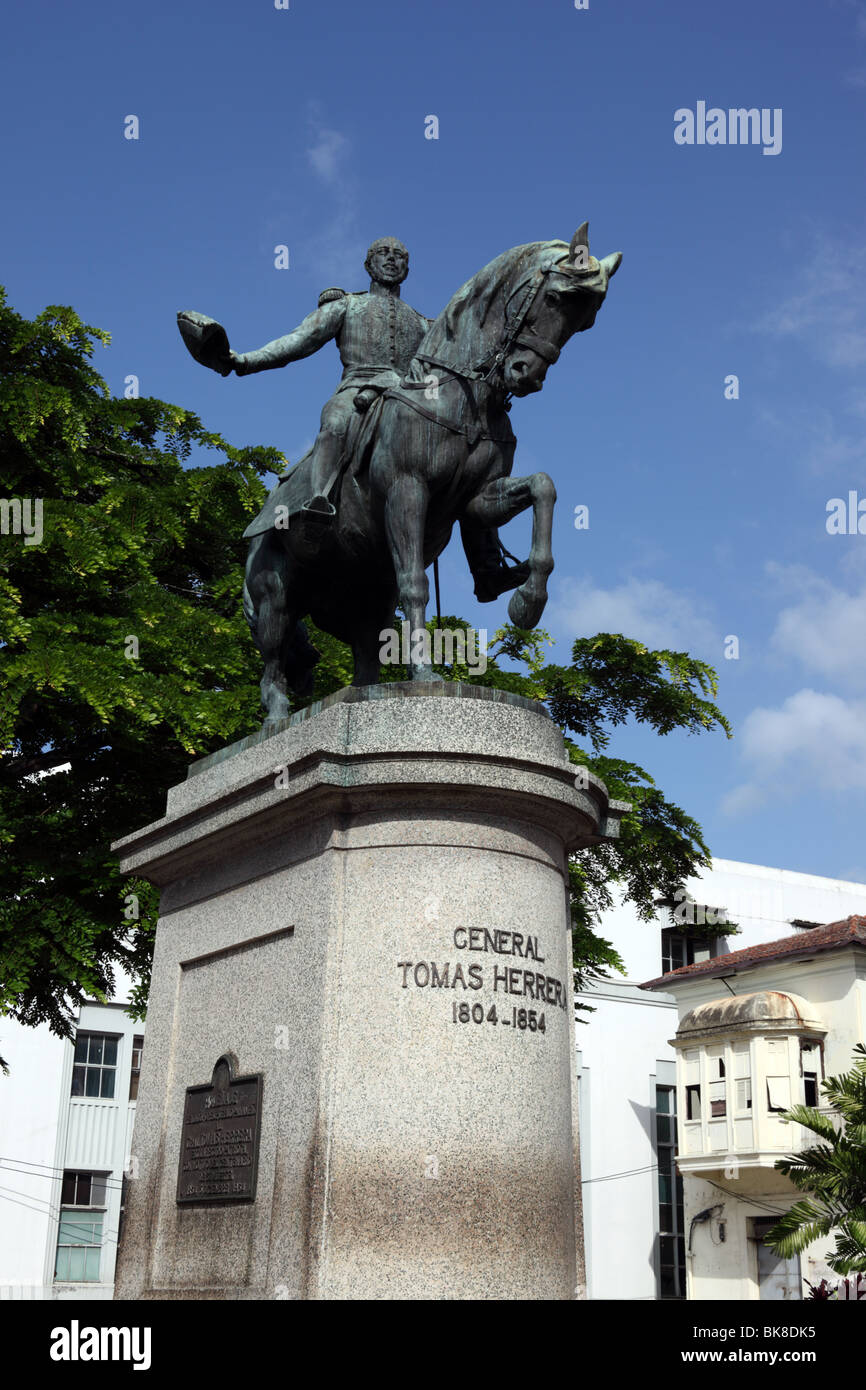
left=767, top=1076, right=791, bottom=1111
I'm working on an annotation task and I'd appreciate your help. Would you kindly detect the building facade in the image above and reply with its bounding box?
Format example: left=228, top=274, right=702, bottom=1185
left=0, top=1002, right=143, bottom=1300
left=640, top=916, right=866, bottom=1299
left=576, top=860, right=866, bottom=1300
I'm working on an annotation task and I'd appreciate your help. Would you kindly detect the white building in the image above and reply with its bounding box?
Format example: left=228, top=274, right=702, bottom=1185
left=640, top=915, right=866, bottom=1299
left=0, top=1002, right=143, bottom=1300
left=576, top=859, right=866, bottom=1300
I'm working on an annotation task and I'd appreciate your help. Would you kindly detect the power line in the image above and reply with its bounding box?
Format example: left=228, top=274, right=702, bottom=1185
left=0, top=1186, right=121, bottom=1249
left=0, top=1157, right=126, bottom=1191
left=582, top=1162, right=658, bottom=1185
left=704, top=1177, right=791, bottom=1217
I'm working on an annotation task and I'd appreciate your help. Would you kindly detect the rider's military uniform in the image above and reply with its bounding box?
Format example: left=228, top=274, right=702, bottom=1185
left=236, top=288, right=430, bottom=513
left=235, top=289, right=430, bottom=401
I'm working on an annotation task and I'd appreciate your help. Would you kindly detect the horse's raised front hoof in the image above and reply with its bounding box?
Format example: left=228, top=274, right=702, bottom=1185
left=507, top=585, right=547, bottom=630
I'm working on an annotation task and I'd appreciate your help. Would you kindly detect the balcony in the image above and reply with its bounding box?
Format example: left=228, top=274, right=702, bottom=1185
left=670, top=990, right=827, bottom=1173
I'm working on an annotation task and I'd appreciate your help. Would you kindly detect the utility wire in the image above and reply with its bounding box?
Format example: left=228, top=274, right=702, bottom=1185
left=0, top=1157, right=126, bottom=1191
left=704, top=1177, right=792, bottom=1217
left=0, top=1185, right=122, bottom=1249
left=582, top=1162, right=659, bottom=1184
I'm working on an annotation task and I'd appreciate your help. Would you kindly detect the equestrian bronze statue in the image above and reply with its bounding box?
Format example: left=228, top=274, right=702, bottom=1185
left=178, top=223, right=621, bottom=725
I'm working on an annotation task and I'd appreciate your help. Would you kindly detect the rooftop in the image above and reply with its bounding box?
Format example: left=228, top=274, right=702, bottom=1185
left=640, top=914, right=866, bottom=991
left=675, top=990, right=824, bottom=1039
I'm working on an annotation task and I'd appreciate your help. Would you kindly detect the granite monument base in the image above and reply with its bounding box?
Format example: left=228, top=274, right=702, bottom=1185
left=112, top=684, right=624, bottom=1300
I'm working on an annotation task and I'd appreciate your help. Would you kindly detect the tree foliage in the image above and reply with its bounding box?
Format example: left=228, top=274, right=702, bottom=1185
left=0, top=289, right=277, bottom=1036
left=1, top=291, right=731, bottom=1044
left=766, top=1044, right=866, bottom=1276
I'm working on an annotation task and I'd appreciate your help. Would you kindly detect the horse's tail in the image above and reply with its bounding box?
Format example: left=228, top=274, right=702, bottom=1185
left=243, top=539, right=320, bottom=700
left=242, top=572, right=258, bottom=638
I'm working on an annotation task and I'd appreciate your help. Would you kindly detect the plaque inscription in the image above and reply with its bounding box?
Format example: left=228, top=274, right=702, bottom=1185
left=176, top=1054, right=263, bottom=1205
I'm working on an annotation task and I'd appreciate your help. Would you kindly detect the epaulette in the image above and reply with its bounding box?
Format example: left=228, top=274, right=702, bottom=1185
left=318, top=287, right=348, bottom=307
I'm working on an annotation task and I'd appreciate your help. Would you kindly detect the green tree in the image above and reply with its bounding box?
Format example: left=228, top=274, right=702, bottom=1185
left=0, top=291, right=730, bottom=1045
left=0, top=289, right=278, bottom=1037
left=766, top=1044, right=866, bottom=1276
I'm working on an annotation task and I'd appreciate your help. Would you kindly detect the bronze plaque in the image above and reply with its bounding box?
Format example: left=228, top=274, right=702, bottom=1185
left=176, top=1054, right=263, bottom=1205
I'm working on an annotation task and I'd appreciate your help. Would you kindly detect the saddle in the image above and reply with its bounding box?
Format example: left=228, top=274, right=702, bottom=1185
left=242, top=392, right=384, bottom=543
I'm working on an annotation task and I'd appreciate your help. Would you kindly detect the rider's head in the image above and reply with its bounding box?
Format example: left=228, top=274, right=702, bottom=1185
left=365, top=237, right=409, bottom=287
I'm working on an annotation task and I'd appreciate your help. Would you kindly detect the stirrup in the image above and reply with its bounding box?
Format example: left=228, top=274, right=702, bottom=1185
left=473, top=558, right=531, bottom=603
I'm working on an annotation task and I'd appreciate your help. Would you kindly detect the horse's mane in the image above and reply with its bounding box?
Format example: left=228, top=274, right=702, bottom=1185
left=411, top=240, right=571, bottom=378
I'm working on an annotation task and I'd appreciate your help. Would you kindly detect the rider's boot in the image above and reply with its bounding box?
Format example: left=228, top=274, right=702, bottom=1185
left=460, top=522, right=531, bottom=603
left=302, top=433, right=341, bottom=524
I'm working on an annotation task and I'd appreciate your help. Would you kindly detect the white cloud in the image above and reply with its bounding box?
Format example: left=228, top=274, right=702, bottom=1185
left=299, top=106, right=364, bottom=284
left=307, top=127, right=348, bottom=187
left=753, top=404, right=866, bottom=476
left=768, top=564, right=866, bottom=685
left=549, top=575, right=718, bottom=655
left=722, top=688, right=866, bottom=815
left=753, top=238, right=866, bottom=370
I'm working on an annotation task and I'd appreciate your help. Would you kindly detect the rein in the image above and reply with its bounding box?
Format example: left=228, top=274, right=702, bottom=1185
left=382, top=260, right=565, bottom=444
left=419, top=263, right=562, bottom=385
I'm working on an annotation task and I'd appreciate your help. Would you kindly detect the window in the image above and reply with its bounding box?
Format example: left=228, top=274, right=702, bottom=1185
left=661, top=929, right=718, bottom=974
left=129, top=1034, right=144, bottom=1101
left=735, top=1078, right=752, bottom=1112
left=709, top=1081, right=726, bottom=1118
left=800, top=1039, right=823, bottom=1108
left=71, top=1032, right=119, bottom=1099
left=55, top=1169, right=108, bottom=1282
left=686, top=1084, right=702, bottom=1120
left=703, top=1050, right=727, bottom=1116
left=60, top=1172, right=108, bottom=1207
left=656, top=1085, right=685, bottom=1299
left=767, top=1076, right=792, bottom=1112
left=55, top=1212, right=103, bottom=1282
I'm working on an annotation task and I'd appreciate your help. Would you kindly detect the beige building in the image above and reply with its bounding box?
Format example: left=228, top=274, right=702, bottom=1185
left=641, top=916, right=866, bottom=1300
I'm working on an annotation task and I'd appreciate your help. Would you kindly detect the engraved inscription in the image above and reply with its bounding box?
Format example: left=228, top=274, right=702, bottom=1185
left=397, top=927, right=568, bottom=1034
left=176, top=1055, right=263, bottom=1205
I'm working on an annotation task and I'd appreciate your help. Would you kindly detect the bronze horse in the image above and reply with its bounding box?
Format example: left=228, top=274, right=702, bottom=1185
left=242, top=224, right=621, bottom=724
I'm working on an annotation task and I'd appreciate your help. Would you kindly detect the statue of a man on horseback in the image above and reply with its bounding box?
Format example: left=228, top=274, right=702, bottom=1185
left=178, top=223, right=621, bottom=726
left=180, top=237, right=529, bottom=603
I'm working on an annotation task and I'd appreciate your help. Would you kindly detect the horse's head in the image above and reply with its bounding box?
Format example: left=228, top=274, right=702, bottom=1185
left=500, top=223, right=622, bottom=397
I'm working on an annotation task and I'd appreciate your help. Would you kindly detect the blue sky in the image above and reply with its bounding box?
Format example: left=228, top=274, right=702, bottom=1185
left=2, top=0, right=866, bottom=884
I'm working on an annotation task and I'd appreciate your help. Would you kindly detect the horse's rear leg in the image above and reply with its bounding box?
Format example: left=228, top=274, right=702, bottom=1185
left=462, top=473, right=556, bottom=629
left=350, top=598, right=397, bottom=687
left=384, top=473, right=433, bottom=680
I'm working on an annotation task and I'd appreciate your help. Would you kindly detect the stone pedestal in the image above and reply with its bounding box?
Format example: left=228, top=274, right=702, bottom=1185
left=112, top=684, right=624, bottom=1300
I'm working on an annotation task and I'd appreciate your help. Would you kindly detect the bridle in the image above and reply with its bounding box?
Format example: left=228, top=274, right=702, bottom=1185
left=382, top=255, right=603, bottom=443
left=417, top=262, right=568, bottom=386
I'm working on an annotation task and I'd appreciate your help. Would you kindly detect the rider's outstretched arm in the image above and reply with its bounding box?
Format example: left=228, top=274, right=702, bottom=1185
left=233, top=298, right=347, bottom=376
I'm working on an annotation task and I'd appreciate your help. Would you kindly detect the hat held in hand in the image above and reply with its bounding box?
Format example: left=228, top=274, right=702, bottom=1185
left=177, top=311, right=233, bottom=376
